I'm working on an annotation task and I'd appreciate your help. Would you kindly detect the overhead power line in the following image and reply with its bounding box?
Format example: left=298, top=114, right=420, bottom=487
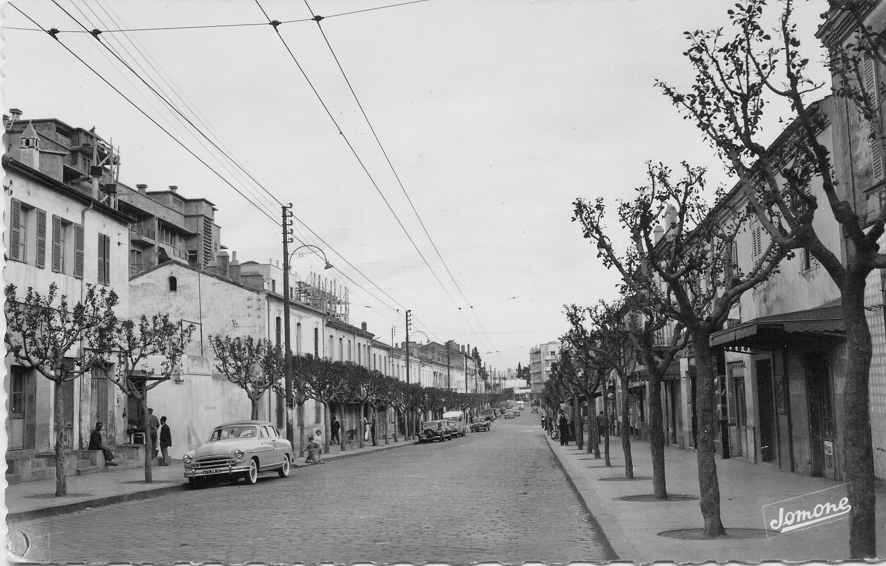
left=300, top=0, right=497, bottom=353
left=253, top=0, right=465, bottom=317
left=5, top=1, right=432, bottom=34
left=10, top=2, right=411, bottom=320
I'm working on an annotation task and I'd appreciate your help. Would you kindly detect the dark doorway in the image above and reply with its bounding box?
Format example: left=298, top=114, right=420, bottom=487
left=806, top=355, right=835, bottom=477
left=756, top=359, right=776, bottom=462
left=732, top=373, right=747, bottom=457
left=669, top=380, right=680, bottom=444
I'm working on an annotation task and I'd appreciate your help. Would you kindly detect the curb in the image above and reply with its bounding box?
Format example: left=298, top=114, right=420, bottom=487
left=543, top=432, right=639, bottom=561
left=7, top=482, right=187, bottom=523
left=294, top=439, right=417, bottom=467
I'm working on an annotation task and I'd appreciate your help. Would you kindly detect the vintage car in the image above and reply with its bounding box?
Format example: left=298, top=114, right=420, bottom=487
left=443, top=419, right=460, bottom=438
left=442, top=410, right=467, bottom=437
left=183, top=421, right=293, bottom=487
left=418, top=420, right=448, bottom=443
left=470, top=416, right=490, bottom=432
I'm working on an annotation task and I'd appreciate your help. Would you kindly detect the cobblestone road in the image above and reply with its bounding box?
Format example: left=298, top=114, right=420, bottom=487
left=10, top=412, right=614, bottom=564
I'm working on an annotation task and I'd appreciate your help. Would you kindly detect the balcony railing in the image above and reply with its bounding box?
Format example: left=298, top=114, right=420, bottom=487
left=130, top=222, right=156, bottom=241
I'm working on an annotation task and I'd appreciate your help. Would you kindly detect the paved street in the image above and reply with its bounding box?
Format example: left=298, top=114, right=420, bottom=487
left=9, top=412, right=613, bottom=564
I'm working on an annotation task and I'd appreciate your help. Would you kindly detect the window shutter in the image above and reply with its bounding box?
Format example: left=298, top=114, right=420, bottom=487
left=73, top=224, right=84, bottom=279
left=35, top=209, right=46, bottom=268
left=9, top=200, right=23, bottom=261
left=98, top=233, right=110, bottom=285
left=864, top=56, right=884, bottom=182
left=52, top=216, right=63, bottom=272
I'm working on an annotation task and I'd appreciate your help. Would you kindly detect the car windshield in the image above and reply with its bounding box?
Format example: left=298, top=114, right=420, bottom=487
left=209, top=425, right=257, bottom=442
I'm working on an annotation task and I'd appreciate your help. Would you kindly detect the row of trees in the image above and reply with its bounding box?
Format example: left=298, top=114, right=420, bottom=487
left=209, top=333, right=508, bottom=452
left=5, top=283, right=194, bottom=497
left=551, top=0, right=884, bottom=558
left=4, top=282, right=507, bottom=499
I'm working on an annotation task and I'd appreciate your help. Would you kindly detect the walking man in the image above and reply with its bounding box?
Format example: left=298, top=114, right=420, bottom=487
left=557, top=410, right=569, bottom=446
left=159, top=416, right=172, bottom=466
left=331, top=416, right=341, bottom=446
left=148, top=408, right=160, bottom=461
left=596, top=411, right=608, bottom=441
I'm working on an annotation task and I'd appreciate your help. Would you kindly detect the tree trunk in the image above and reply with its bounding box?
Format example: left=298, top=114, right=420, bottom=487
left=53, top=376, right=67, bottom=496
left=693, top=331, right=725, bottom=536
left=648, top=374, right=668, bottom=499
left=621, top=374, right=633, bottom=479
left=359, top=404, right=365, bottom=448
left=323, top=401, right=330, bottom=454
left=842, top=276, right=876, bottom=558
left=588, top=402, right=600, bottom=458
left=142, top=397, right=153, bottom=484
left=296, top=401, right=305, bottom=457
left=250, top=397, right=260, bottom=420
left=574, top=397, right=583, bottom=450
left=603, top=390, right=611, bottom=467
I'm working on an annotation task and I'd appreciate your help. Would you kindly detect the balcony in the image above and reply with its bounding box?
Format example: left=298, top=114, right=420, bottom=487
left=130, top=222, right=156, bottom=244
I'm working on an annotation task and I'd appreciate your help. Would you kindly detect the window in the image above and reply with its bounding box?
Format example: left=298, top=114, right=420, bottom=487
left=8, top=199, right=26, bottom=262
left=51, top=215, right=71, bottom=273
left=73, top=224, right=83, bottom=278
left=275, top=317, right=282, bottom=348
left=11, top=367, right=26, bottom=417
left=130, top=249, right=143, bottom=277
left=863, top=55, right=884, bottom=182
left=296, top=322, right=302, bottom=355
left=339, top=338, right=343, bottom=361
left=168, top=276, right=178, bottom=292
left=314, top=327, right=319, bottom=358
left=347, top=340, right=352, bottom=362
left=328, top=335, right=334, bottom=360
left=271, top=279, right=276, bottom=293
left=97, top=233, right=110, bottom=285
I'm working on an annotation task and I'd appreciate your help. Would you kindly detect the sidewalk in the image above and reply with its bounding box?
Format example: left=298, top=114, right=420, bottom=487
left=6, top=437, right=414, bottom=522
left=545, top=431, right=886, bottom=562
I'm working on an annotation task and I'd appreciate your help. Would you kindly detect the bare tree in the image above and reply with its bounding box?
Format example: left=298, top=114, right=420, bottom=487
left=573, top=161, right=787, bottom=536
left=5, top=283, right=118, bottom=496
left=99, top=314, right=193, bottom=483
left=656, top=0, right=882, bottom=554
left=209, top=335, right=276, bottom=420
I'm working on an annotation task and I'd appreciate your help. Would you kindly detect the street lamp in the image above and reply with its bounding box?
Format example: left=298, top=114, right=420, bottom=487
left=282, top=241, right=332, bottom=450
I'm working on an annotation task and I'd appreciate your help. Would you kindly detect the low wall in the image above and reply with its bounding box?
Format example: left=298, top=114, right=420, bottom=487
left=6, top=443, right=146, bottom=484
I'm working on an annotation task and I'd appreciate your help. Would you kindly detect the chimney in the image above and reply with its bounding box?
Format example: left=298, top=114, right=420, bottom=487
left=136, top=183, right=148, bottom=194
left=169, top=185, right=178, bottom=192
left=361, top=322, right=368, bottom=332
left=229, top=250, right=241, bottom=284
left=216, top=249, right=230, bottom=278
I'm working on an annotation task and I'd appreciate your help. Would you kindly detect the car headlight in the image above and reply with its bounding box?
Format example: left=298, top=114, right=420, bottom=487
left=232, top=449, right=245, bottom=462
left=183, top=452, right=194, bottom=466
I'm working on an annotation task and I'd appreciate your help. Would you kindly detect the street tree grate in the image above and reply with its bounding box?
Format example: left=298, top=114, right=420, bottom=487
left=658, top=527, right=771, bottom=540
left=617, top=493, right=697, bottom=502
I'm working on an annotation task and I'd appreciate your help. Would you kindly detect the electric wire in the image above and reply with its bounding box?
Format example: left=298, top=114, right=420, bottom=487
left=301, top=0, right=497, bottom=353
left=51, top=0, right=285, bottom=213
left=253, top=0, right=461, bottom=313
left=5, top=1, right=432, bottom=34
left=12, top=1, right=465, bottom=343
left=7, top=2, right=282, bottom=228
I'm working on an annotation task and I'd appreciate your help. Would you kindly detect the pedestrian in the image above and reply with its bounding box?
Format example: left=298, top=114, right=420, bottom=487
left=596, top=411, right=608, bottom=441
left=370, top=416, right=377, bottom=446
left=558, top=410, right=569, bottom=446
left=313, top=428, right=323, bottom=453
left=159, top=416, right=172, bottom=466
left=363, top=416, right=370, bottom=442
left=148, top=408, right=160, bottom=461
left=88, top=422, right=117, bottom=466
left=331, top=416, right=341, bottom=446
left=305, top=431, right=325, bottom=464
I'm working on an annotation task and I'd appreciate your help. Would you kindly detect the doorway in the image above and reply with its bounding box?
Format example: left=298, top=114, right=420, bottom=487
left=756, top=359, right=776, bottom=462
left=806, top=354, right=835, bottom=478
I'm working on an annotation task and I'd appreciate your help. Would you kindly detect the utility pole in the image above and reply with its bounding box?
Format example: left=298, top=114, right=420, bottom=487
left=282, top=203, right=295, bottom=448
left=405, top=309, right=412, bottom=438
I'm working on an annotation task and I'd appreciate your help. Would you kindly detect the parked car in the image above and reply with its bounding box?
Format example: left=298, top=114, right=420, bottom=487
left=470, top=416, right=490, bottom=432
left=442, top=410, right=467, bottom=437
left=443, top=419, right=459, bottom=439
left=418, top=420, right=447, bottom=443
left=183, top=421, right=293, bottom=487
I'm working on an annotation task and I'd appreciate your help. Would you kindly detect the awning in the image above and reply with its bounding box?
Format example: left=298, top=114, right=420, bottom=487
left=710, top=301, right=845, bottom=351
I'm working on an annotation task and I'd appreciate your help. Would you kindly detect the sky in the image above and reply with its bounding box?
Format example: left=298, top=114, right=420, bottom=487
left=2, top=0, right=829, bottom=371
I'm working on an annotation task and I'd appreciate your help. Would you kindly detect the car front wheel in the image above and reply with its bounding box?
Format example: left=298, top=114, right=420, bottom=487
left=244, top=458, right=259, bottom=485
left=279, top=455, right=291, bottom=478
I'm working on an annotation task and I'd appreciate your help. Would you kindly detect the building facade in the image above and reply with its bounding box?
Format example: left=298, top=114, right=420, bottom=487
left=529, top=340, right=560, bottom=395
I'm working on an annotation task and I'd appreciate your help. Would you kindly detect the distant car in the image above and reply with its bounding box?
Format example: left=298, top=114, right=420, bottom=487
left=443, top=419, right=459, bottom=439
left=418, top=420, right=447, bottom=443
left=470, top=417, right=490, bottom=432
left=183, top=421, right=293, bottom=487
